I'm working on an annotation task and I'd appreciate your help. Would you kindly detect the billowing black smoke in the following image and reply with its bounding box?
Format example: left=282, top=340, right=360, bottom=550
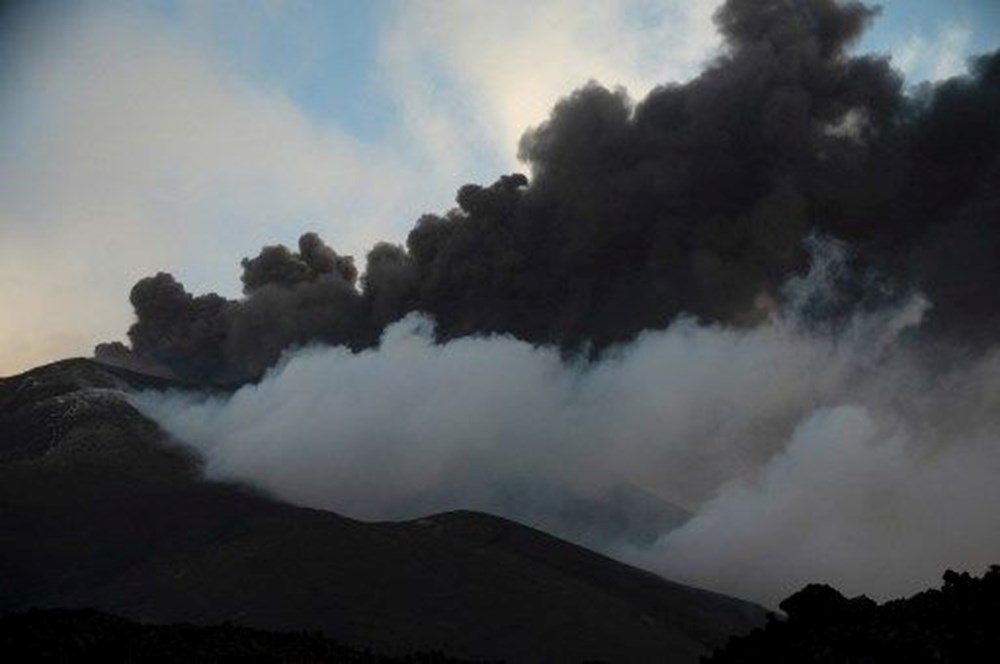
left=97, top=0, right=1000, bottom=383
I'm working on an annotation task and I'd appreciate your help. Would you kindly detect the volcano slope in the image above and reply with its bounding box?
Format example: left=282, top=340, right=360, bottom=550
left=0, top=358, right=764, bottom=662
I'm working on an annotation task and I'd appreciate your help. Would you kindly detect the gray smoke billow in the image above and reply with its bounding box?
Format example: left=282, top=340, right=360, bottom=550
left=117, top=0, right=1000, bottom=607
left=134, top=239, right=1000, bottom=606
left=102, top=0, right=1000, bottom=384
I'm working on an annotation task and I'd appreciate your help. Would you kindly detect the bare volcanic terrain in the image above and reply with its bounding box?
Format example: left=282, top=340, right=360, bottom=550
left=0, top=358, right=764, bottom=663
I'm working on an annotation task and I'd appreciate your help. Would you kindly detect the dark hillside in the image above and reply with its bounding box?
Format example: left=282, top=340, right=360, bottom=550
left=705, top=567, right=1000, bottom=663
left=0, top=358, right=764, bottom=663
left=0, top=608, right=473, bottom=663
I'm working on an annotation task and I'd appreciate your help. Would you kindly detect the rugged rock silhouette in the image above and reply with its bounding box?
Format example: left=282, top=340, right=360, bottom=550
left=704, top=567, right=1000, bottom=662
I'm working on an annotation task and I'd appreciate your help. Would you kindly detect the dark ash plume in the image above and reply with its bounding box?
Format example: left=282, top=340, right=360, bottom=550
left=117, top=235, right=371, bottom=383
left=240, top=232, right=358, bottom=293
left=99, top=0, right=1000, bottom=383
left=124, top=272, right=229, bottom=381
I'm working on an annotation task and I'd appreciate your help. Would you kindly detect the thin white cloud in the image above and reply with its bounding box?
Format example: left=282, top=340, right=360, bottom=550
left=378, top=0, right=722, bottom=175
left=892, top=23, right=973, bottom=83
left=0, top=5, right=431, bottom=375
left=0, top=0, right=724, bottom=375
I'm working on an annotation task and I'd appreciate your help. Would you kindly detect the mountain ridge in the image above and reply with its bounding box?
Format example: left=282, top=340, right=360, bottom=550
left=0, top=357, right=764, bottom=662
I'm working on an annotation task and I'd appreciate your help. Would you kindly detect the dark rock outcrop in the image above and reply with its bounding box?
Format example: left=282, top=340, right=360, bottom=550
left=704, top=567, right=1000, bottom=662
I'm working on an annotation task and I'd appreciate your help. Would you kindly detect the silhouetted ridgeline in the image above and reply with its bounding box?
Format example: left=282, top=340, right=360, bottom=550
left=0, top=608, right=476, bottom=663
left=704, top=566, right=1000, bottom=663
left=7, top=567, right=1000, bottom=663
left=97, top=0, right=1000, bottom=384
left=0, top=358, right=766, bottom=663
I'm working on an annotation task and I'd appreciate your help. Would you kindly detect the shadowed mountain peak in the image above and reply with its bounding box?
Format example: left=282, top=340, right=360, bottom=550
left=0, top=359, right=764, bottom=662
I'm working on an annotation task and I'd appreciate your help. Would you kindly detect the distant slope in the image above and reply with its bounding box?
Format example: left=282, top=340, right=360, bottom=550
left=0, top=358, right=765, bottom=663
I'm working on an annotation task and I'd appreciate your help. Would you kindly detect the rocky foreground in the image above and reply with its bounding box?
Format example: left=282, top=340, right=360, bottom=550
left=706, top=567, right=1000, bottom=663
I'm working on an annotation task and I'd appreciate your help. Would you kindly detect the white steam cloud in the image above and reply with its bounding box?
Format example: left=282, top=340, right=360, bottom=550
left=133, top=247, right=1000, bottom=608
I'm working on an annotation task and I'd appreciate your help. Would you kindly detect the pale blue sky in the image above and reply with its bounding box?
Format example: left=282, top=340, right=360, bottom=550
left=1, top=0, right=998, bottom=374
left=134, top=0, right=1000, bottom=140
left=141, top=0, right=394, bottom=138
left=859, top=0, right=1000, bottom=81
